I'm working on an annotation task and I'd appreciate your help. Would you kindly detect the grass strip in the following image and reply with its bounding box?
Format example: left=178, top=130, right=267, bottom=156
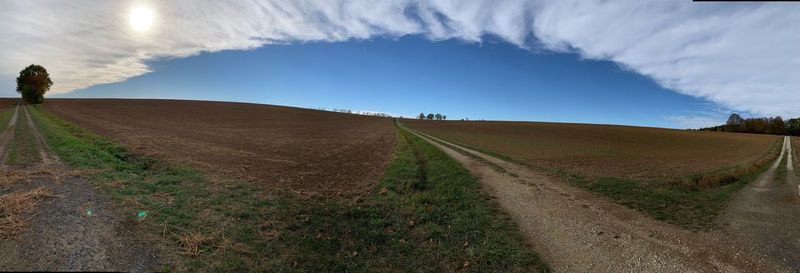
left=793, top=137, right=799, bottom=176
left=775, top=150, right=789, bottom=184
left=401, top=125, right=514, bottom=176
left=30, top=106, right=547, bottom=272
left=6, top=107, right=41, bottom=165
left=0, top=108, right=12, bottom=133
left=406, top=123, right=782, bottom=229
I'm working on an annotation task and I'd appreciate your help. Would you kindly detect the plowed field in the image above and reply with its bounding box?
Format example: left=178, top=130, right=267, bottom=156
left=404, top=120, right=779, bottom=181
left=43, top=99, right=396, bottom=194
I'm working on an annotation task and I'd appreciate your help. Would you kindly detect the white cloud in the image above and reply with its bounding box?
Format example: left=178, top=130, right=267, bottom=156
left=1, top=1, right=798, bottom=117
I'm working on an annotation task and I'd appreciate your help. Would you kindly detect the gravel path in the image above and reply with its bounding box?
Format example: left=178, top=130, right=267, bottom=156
left=0, top=104, right=162, bottom=272
left=717, top=136, right=800, bottom=270
left=400, top=124, right=786, bottom=272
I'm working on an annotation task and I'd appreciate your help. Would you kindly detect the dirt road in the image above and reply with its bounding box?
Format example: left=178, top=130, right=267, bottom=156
left=400, top=124, right=787, bottom=272
left=717, top=136, right=800, bottom=270
left=0, top=104, right=161, bottom=272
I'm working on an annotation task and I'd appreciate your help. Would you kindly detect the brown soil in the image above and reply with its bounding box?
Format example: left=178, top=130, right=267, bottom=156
left=402, top=125, right=787, bottom=272
left=404, top=119, right=778, bottom=181
left=43, top=99, right=396, bottom=195
left=0, top=99, right=16, bottom=110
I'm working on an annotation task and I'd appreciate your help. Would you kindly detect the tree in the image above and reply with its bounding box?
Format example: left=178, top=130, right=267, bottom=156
left=725, top=113, right=744, bottom=132
left=726, top=113, right=744, bottom=126
left=435, top=113, right=442, bottom=120
left=766, top=116, right=786, bottom=135
left=426, top=113, right=434, bottom=120
left=442, top=115, right=447, bottom=120
left=16, top=64, right=53, bottom=104
left=418, top=113, right=425, bottom=120
left=786, top=118, right=800, bottom=136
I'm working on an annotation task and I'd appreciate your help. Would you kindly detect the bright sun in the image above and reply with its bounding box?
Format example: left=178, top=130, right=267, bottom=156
left=129, top=6, right=154, bottom=32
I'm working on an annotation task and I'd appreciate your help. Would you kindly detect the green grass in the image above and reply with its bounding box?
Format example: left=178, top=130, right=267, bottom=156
left=561, top=170, right=767, bottom=229
left=404, top=124, right=782, bottom=230
left=0, top=108, right=12, bottom=134
left=775, top=152, right=788, bottom=184
left=263, top=128, right=547, bottom=272
left=793, top=138, right=799, bottom=177
left=6, top=106, right=41, bottom=165
left=29, top=106, right=547, bottom=272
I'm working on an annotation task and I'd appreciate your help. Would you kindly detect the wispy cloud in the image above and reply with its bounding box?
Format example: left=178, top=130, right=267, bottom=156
left=1, top=1, right=798, bottom=117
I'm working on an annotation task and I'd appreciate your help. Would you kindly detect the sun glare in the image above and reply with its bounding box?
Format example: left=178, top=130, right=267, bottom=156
left=129, top=6, right=154, bottom=32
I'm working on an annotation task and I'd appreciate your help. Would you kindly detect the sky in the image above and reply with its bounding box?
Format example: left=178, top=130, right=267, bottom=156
left=1, top=1, right=798, bottom=129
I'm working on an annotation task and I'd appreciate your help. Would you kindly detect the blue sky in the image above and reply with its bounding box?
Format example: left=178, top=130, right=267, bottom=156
left=2, top=1, right=797, bottom=129
left=56, top=36, right=725, bottom=128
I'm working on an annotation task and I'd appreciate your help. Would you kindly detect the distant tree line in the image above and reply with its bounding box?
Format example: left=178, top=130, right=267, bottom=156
left=696, top=113, right=800, bottom=136
left=311, top=107, right=392, bottom=118
left=418, top=112, right=447, bottom=121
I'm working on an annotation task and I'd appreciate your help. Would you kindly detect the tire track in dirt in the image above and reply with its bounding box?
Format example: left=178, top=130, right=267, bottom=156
left=0, top=105, right=163, bottom=272
left=0, top=104, right=20, bottom=168
left=398, top=123, right=786, bottom=272
left=717, top=136, right=800, bottom=270
left=20, top=105, right=58, bottom=166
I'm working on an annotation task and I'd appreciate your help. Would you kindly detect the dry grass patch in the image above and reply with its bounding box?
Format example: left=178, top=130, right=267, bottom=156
left=0, top=168, right=98, bottom=186
left=178, top=231, right=214, bottom=256
left=0, top=187, right=59, bottom=237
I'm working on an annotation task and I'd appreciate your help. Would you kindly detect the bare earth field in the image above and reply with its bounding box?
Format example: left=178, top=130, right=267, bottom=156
left=0, top=99, right=16, bottom=110
left=44, top=99, right=396, bottom=194
left=404, top=120, right=779, bottom=181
